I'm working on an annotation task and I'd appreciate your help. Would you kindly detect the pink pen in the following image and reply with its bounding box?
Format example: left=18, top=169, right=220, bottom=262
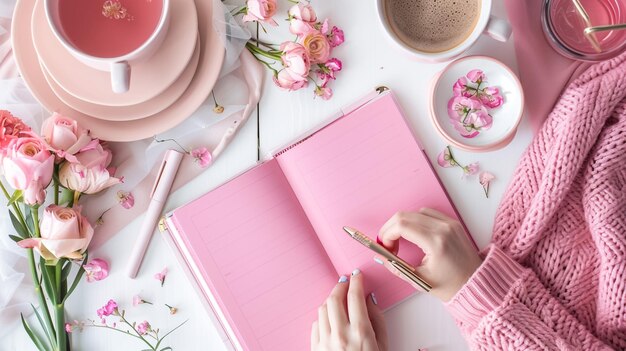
left=126, top=149, right=184, bottom=278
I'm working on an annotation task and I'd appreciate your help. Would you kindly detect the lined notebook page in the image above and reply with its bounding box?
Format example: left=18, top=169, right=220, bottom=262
left=276, top=93, right=460, bottom=309
left=168, top=159, right=337, bottom=351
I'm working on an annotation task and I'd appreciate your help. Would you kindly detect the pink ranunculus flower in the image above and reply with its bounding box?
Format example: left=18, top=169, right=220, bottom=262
left=315, top=86, right=333, bottom=100
left=328, top=26, right=345, bottom=47
left=466, top=69, right=485, bottom=83
left=83, top=258, right=109, bottom=282
left=59, top=162, right=122, bottom=194
left=1, top=133, right=54, bottom=205
left=242, top=0, right=278, bottom=26
left=17, top=205, right=94, bottom=260
left=479, top=86, right=504, bottom=108
left=97, top=299, right=118, bottom=318
left=280, top=42, right=310, bottom=80
left=191, top=147, right=212, bottom=168
left=299, top=29, right=331, bottom=64
left=41, top=113, right=92, bottom=162
left=136, top=321, right=150, bottom=335
left=0, top=110, right=31, bottom=151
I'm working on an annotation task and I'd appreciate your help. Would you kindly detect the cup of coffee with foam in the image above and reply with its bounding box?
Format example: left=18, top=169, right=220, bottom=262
left=44, top=0, right=170, bottom=93
left=376, top=0, right=512, bottom=62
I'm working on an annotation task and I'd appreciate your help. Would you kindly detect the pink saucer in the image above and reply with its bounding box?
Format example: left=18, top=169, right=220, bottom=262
left=32, top=0, right=198, bottom=108
left=41, top=38, right=200, bottom=121
left=12, top=0, right=225, bottom=142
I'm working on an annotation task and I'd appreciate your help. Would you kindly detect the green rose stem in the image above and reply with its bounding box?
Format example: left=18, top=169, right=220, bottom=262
left=0, top=181, right=57, bottom=349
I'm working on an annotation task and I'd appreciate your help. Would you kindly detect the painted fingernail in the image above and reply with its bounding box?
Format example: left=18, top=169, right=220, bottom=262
left=370, top=292, right=378, bottom=305
left=351, top=269, right=361, bottom=276
left=338, top=275, right=348, bottom=283
left=376, top=235, right=384, bottom=246
left=373, top=257, right=384, bottom=265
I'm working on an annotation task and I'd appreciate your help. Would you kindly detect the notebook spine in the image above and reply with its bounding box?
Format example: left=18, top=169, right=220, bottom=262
left=273, top=134, right=315, bottom=157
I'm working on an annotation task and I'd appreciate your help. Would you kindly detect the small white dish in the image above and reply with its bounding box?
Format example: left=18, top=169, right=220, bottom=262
left=430, top=55, right=524, bottom=152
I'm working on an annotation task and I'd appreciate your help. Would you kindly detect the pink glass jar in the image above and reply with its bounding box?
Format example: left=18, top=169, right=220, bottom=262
left=542, top=0, right=626, bottom=61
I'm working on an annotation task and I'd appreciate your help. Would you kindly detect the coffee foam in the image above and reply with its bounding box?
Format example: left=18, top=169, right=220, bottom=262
left=385, top=0, right=480, bottom=53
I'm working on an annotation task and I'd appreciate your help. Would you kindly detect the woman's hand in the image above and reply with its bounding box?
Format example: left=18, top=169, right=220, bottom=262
left=311, top=269, right=388, bottom=351
left=378, top=208, right=482, bottom=302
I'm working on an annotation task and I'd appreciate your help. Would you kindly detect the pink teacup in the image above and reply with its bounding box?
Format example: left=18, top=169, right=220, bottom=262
left=44, top=0, right=170, bottom=93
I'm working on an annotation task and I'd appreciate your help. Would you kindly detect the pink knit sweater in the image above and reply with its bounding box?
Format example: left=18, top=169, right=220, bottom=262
left=445, top=54, right=626, bottom=350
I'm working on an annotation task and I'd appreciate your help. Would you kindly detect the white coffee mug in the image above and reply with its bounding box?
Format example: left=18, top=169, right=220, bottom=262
left=44, top=0, right=170, bottom=93
left=375, top=0, right=512, bottom=62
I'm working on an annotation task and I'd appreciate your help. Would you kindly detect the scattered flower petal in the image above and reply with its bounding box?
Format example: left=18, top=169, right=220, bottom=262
left=191, top=147, right=212, bottom=168
left=133, top=295, right=153, bottom=306
left=117, top=191, right=135, bottom=209
left=154, top=267, right=168, bottom=287
left=83, top=258, right=110, bottom=282
left=479, top=171, right=496, bottom=198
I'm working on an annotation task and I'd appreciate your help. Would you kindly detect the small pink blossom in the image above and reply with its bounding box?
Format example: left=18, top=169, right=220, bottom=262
left=314, top=86, right=333, bottom=100
left=479, top=171, right=496, bottom=198
left=466, top=69, right=485, bottom=83
left=136, top=321, right=150, bottom=335
left=132, top=294, right=152, bottom=306
left=328, top=26, right=344, bottom=47
left=97, top=299, right=118, bottom=318
left=453, top=77, right=473, bottom=98
left=324, top=58, right=342, bottom=73
left=116, top=190, right=134, bottom=209
left=463, top=162, right=480, bottom=178
left=479, top=86, right=504, bottom=108
left=65, top=323, right=72, bottom=333
left=437, top=146, right=457, bottom=168
left=83, top=258, right=109, bottom=282
left=191, top=147, right=212, bottom=168
left=154, top=267, right=168, bottom=287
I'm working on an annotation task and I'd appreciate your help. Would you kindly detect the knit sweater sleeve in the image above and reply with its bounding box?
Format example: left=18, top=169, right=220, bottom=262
left=444, top=245, right=613, bottom=350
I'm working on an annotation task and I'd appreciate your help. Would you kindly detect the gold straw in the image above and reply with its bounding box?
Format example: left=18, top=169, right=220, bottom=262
left=570, top=0, right=602, bottom=53
left=584, top=23, right=626, bottom=34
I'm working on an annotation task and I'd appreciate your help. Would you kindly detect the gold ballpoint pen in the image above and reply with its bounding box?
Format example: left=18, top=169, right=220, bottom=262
left=343, top=226, right=432, bottom=292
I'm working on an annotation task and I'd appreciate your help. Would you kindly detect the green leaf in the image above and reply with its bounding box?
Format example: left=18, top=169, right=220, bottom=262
left=20, top=313, right=47, bottom=351
left=9, top=234, right=23, bottom=243
left=8, top=190, right=23, bottom=206
left=24, top=206, right=36, bottom=236
left=61, top=260, right=72, bottom=282
left=154, top=320, right=188, bottom=350
left=30, top=304, right=54, bottom=348
left=63, top=251, right=88, bottom=303
left=160, top=348, right=173, bottom=351
left=9, top=210, right=28, bottom=238
left=40, top=260, right=58, bottom=304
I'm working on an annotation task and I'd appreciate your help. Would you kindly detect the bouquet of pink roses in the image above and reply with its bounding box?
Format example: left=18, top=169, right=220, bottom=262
left=238, top=0, right=344, bottom=100
left=0, top=110, right=121, bottom=351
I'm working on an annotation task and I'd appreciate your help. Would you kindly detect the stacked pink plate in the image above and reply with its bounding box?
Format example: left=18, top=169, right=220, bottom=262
left=11, top=0, right=225, bottom=142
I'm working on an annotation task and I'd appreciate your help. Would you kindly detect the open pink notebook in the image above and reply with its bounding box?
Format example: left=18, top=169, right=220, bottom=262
left=164, top=90, right=469, bottom=351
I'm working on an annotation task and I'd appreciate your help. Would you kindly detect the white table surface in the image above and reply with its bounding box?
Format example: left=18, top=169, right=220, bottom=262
left=2, top=0, right=534, bottom=350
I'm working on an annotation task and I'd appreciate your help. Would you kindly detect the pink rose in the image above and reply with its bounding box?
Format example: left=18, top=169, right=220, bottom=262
left=1, top=133, right=54, bottom=205
left=298, top=29, right=331, bottom=63
left=242, top=0, right=278, bottom=26
left=17, top=205, right=94, bottom=260
left=83, top=258, right=109, bottom=282
left=288, top=2, right=316, bottom=35
left=41, top=113, right=91, bottom=161
left=273, top=69, right=309, bottom=91
left=328, top=26, right=345, bottom=47
left=466, top=69, right=485, bottom=83
left=0, top=110, right=31, bottom=150
left=59, top=158, right=122, bottom=195
left=288, top=1, right=316, bottom=22
left=97, top=299, right=118, bottom=318
left=74, top=139, right=113, bottom=169
left=136, top=321, right=150, bottom=335
left=280, top=42, right=310, bottom=79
